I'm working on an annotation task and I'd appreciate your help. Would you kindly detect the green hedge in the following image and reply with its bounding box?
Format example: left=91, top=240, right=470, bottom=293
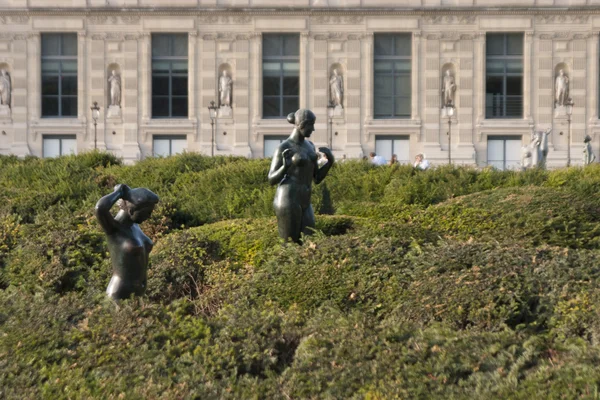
left=2, top=152, right=600, bottom=398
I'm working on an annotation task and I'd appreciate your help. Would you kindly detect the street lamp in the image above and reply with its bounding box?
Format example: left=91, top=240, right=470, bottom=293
left=444, top=103, right=455, bottom=164
left=566, top=98, right=574, bottom=167
left=208, top=100, right=218, bottom=157
left=327, top=101, right=335, bottom=149
left=90, top=101, right=100, bottom=150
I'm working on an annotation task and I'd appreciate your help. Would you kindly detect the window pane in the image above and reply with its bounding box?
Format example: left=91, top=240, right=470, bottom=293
left=152, top=34, right=170, bottom=57
left=152, top=97, right=170, bottom=117
left=42, top=76, right=59, bottom=95
left=42, top=34, right=60, bottom=56
left=263, top=76, right=281, bottom=96
left=505, top=139, right=523, bottom=169
left=506, top=76, right=522, bottom=95
left=171, top=97, right=188, bottom=117
left=394, top=97, right=411, bottom=117
left=486, top=76, right=503, bottom=95
left=393, top=138, right=410, bottom=163
left=486, top=60, right=505, bottom=74
left=171, top=61, right=187, bottom=74
left=486, top=34, right=504, bottom=55
left=375, top=138, right=392, bottom=161
left=374, top=75, right=393, bottom=96
left=374, top=35, right=393, bottom=56
left=394, top=35, right=411, bottom=56
left=171, top=139, right=187, bottom=155
left=62, top=60, right=77, bottom=73
left=395, top=75, right=411, bottom=96
left=507, top=34, right=523, bottom=55
left=282, top=35, right=299, bottom=56
left=152, top=61, right=170, bottom=73
left=172, top=77, right=188, bottom=96
left=282, top=97, right=299, bottom=116
left=263, top=62, right=281, bottom=75
left=487, top=139, right=504, bottom=162
left=42, top=61, right=60, bottom=73
left=152, top=77, right=170, bottom=96
left=264, top=137, right=287, bottom=158
left=395, top=61, right=411, bottom=73
left=282, top=76, right=299, bottom=96
left=61, top=97, right=77, bottom=116
left=62, top=138, right=77, bottom=155
left=43, top=138, right=60, bottom=157
left=262, top=35, right=281, bottom=57
left=506, top=61, right=523, bottom=74
left=263, top=97, right=280, bottom=117
left=42, top=96, right=59, bottom=116
left=61, top=34, right=77, bottom=56
left=62, top=76, right=77, bottom=96
left=374, top=96, right=392, bottom=117
left=374, top=61, right=393, bottom=73
left=153, top=138, right=171, bottom=157
left=172, top=35, right=188, bottom=56
left=282, top=62, right=300, bottom=75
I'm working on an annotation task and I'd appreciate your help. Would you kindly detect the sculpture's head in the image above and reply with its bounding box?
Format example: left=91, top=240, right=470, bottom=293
left=446, top=70, right=451, bottom=76
left=559, top=69, right=564, bottom=76
left=222, top=70, right=228, bottom=77
left=333, top=69, right=338, bottom=76
left=585, top=134, right=592, bottom=143
left=287, top=109, right=316, bottom=138
left=120, top=188, right=159, bottom=224
left=111, top=70, right=116, bottom=76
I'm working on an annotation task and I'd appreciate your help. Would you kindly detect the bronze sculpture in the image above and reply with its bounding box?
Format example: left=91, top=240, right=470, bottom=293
left=268, top=109, right=334, bottom=243
left=95, top=184, right=159, bottom=300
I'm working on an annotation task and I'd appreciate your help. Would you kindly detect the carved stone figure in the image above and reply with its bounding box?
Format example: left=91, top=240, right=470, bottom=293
left=108, top=70, right=121, bottom=107
left=442, top=69, right=456, bottom=107
left=267, top=109, right=334, bottom=243
left=219, top=70, right=232, bottom=108
left=329, top=69, right=343, bottom=108
left=583, top=135, right=596, bottom=165
left=95, top=184, right=159, bottom=300
left=555, top=69, right=570, bottom=107
left=0, top=69, right=11, bottom=107
left=521, top=128, right=551, bottom=170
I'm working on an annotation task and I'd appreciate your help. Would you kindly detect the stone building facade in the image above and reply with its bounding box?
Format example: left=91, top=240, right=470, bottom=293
left=0, top=0, right=599, bottom=168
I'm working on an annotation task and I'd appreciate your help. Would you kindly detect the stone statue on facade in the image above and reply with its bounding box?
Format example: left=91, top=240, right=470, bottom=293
left=95, top=184, right=159, bottom=300
left=0, top=69, right=11, bottom=113
left=267, top=109, right=334, bottom=244
left=521, top=128, right=551, bottom=170
left=583, top=134, right=596, bottom=165
left=442, top=69, right=456, bottom=107
left=108, top=70, right=121, bottom=107
left=555, top=69, right=570, bottom=107
left=219, top=70, right=232, bottom=108
left=329, top=69, right=343, bottom=108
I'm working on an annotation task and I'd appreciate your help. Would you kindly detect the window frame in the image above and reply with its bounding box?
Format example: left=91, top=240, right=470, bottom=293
left=485, top=33, right=524, bottom=119
left=262, top=34, right=300, bottom=119
left=374, top=135, right=410, bottom=163
left=151, top=33, right=189, bottom=119
left=373, top=33, right=412, bottom=119
left=41, top=33, right=78, bottom=118
left=152, top=135, right=187, bottom=157
left=263, top=135, right=289, bottom=158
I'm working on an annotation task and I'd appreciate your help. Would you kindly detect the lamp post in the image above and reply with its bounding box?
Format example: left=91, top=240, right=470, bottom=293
left=444, top=103, right=455, bottom=164
left=327, top=101, right=335, bottom=149
left=208, top=100, right=218, bottom=157
left=90, top=101, right=100, bottom=150
left=566, top=98, right=574, bottom=167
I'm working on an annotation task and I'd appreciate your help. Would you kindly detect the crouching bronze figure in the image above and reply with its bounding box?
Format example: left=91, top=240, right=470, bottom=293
left=95, top=184, right=159, bottom=300
left=268, top=109, right=335, bottom=243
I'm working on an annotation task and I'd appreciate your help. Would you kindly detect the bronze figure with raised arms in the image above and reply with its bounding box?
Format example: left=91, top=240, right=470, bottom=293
left=268, top=109, right=334, bottom=243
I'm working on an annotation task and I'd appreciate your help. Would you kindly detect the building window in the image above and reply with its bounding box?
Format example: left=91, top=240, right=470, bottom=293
left=375, top=135, right=410, bottom=164
left=487, top=136, right=522, bottom=170
left=153, top=135, right=187, bottom=157
left=152, top=34, right=188, bottom=118
left=43, top=135, right=77, bottom=157
left=374, top=34, right=412, bottom=119
left=263, top=135, right=288, bottom=158
left=486, top=33, right=523, bottom=118
left=41, top=33, right=77, bottom=117
left=262, top=34, right=300, bottom=118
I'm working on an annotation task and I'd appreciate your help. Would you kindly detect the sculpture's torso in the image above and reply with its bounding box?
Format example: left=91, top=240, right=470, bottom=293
left=274, top=139, right=317, bottom=209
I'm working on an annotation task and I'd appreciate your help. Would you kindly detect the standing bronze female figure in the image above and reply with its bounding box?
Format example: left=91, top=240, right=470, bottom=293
left=95, top=184, right=159, bottom=300
left=268, top=109, right=335, bottom=243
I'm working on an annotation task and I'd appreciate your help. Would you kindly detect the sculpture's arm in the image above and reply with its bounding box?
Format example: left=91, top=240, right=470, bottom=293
left=314, top=146, right=335, bottom=185
left=268, top=146, right=291, bottom=186
left=95, top=184, right=128, bottom=234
